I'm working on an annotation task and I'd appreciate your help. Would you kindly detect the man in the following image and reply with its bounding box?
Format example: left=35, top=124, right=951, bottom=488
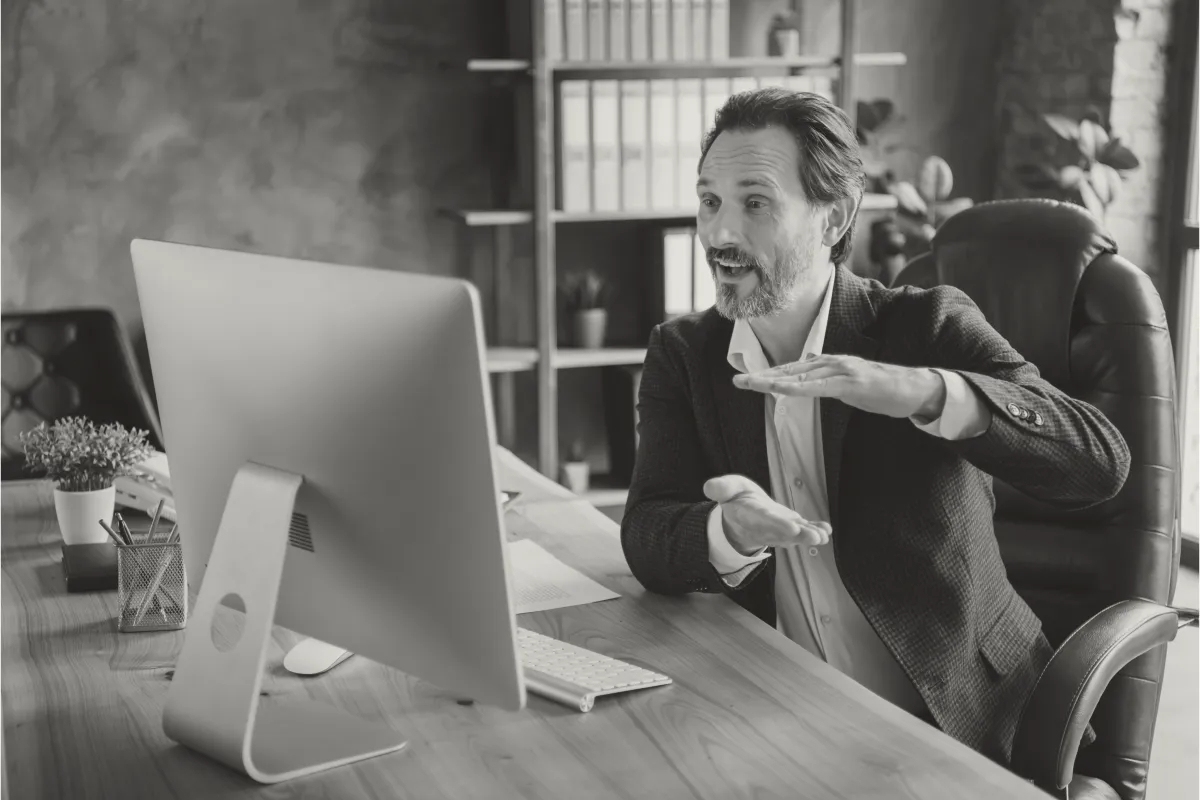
left=620, top=88, right=1129, bottom=765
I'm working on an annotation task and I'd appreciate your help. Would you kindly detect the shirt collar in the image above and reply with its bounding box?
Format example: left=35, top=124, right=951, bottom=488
left=727, top=265, right=838, bottom=375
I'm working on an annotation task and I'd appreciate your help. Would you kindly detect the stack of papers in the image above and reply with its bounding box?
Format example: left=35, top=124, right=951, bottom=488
left=508, top=539, right=619, bottom=615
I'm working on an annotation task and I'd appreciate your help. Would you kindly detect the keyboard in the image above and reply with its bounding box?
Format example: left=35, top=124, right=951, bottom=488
left=517, top=627, right=672, bottom=712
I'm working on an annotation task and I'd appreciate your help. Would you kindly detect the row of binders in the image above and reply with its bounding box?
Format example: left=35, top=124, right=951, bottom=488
left=559, top=74, right=835, bottom=213
left=547, top=0, right=730, bottom=63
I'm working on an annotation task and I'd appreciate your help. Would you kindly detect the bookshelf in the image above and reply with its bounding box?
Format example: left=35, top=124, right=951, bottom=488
left=449, top=0, right=904, bottom=506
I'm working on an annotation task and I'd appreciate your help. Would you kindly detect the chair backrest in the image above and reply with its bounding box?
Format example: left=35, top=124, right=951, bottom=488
left=1, top=308, right=165, bottom=480
left=892, top=200, right=1180, bottom=800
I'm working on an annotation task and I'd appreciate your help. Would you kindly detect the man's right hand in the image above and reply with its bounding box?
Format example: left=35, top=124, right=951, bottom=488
left=703, top=474, right=832, bottom=556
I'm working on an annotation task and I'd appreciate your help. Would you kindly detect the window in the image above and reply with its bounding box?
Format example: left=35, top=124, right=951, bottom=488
left=1177, top=52, right=1199, bottom=547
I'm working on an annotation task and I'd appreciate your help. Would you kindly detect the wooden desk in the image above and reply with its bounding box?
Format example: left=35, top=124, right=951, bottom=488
left=2, top=455, right=1050, bottom=799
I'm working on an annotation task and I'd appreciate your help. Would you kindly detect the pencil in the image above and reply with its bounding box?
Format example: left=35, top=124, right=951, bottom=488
left=147, top=499, right=165, bottom=544
left=115, top=512, right=135, bottom=545
left=98, top=519, right=126, bottom=547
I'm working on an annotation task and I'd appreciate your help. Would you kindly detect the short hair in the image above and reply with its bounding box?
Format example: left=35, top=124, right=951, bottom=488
left=700, top=88, right=865, bottom=266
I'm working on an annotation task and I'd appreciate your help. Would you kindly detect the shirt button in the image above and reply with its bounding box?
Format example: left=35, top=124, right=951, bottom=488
left=820, top=615, right=832, bottom=625
left=793, top=477, right=804, bottom=490
left=809, top=547, right=819, bottom=556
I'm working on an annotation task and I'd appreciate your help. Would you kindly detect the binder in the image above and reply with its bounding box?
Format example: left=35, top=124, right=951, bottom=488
left=675, top=78, right=703, bottom=208
left=662, top=227, right=695, bottom=317
left=609, top=0, right=628, bottom=61
left=702, top=77, right=730, bottom=133
left=560, top=80, right=592, bottom=212
left=544, top=0, right=564, bottom=62
left=671, top=0, right=690, bottom=60
left=730, top=76, right=757, bottom=96
left=620, top=80, right=650, bottom=211
left=628, top=0, right=649, bottom=60
left=708, top=0, right=729, bottom=59
left=650, top=0, right=670, bottom=61
left=690, top=0, right=708, bottom=61
left=588, top=0, right=607, bottom=60
left=564, top=0, right=586, bottom=60
left=810, top=75, right=835, bottom=101
left=786, top=74, right=812, bottom=94
left=592, top=79, right=621, bottom=212
left=648, top=79, right=677, bottom=209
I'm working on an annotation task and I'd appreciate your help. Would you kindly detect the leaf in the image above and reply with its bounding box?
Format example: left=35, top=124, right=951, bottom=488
left=1089, top=163, right=1121, bottom=206
left=1098, top=139, right=1140, bottom=170
left=1058, top=165, right=1086, bottom=190
left=1077, top=179, right=1106, bottom=221
left=856, top=101, right=881, bottom=133
left=869, top=99, right=894, bottom=127
left=1042, top=113, right=1081, bottom=143
left=888, top=180, right=928, bottom=217
left=1077, top=119, right=1109, bottom=163
left=917, top=156, right=953, bottom=203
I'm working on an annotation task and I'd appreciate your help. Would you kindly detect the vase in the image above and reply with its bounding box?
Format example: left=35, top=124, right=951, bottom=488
left=573, top=309, right=607, bottom=349
left=53, top=485, right=116, bottom=546
left=560, top=462, right=590, bottom=494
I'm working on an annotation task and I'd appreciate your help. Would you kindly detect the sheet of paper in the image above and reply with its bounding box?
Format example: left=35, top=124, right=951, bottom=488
left=508, top=539, right=620, bottom=615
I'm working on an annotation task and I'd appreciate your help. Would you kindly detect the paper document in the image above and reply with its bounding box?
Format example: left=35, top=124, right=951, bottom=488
left=508, top=539, right=620, bottom=615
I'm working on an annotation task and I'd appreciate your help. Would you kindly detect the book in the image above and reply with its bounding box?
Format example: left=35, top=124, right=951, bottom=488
left=564, top=0, right=586, bottom=60
left=675, top=78, right=703, bottom=208
left=648, top=79, right=677, bottom=209
left=609, top=0, right=628, bottom=61
left=671, top=0, right=690, bottom=60
left=592, top=79, right=621, bottom=211
left=587, top=0, right=607, bottom=60
left=650, top=0, right=670, bottom=61
left=628, top=0, right=649, bottom=60
left=544, top=0, right=564, bottom=62
left=690, top=0, right=708, bottom=60
left=702, top=77, right=730, bottom=134
left=620, top=80, right=649, bottom=210
left=560, top=80, right=592, bottom=212
left=708, top=0, right=729, bottom=59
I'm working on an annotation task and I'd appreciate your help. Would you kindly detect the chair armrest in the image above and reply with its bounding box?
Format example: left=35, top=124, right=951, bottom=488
left=1010, top=599, right=1194, bottom=792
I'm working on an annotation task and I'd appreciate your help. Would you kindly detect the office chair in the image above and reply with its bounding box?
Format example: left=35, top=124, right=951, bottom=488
left=1, top=308, right=165, bottom=480
left=892, top=199, right=1195, bottom=800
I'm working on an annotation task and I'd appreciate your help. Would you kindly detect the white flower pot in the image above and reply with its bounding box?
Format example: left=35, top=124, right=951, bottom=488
left=573, top=309, right=607, bottom=349
left=53, top=486, right=116, bottom=546
left=560, top=462, right=590, bottom=494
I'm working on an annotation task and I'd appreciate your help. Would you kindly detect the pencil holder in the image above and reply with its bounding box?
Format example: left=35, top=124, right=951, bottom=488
left=117, top=542, right=188, bottom=632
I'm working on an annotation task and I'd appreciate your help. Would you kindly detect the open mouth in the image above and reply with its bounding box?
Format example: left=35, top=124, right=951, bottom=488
left=712, top=259, right=756, bottom=281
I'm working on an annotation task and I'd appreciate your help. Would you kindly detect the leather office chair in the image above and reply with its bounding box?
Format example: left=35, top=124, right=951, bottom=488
left=892, top=199, right=1195, bottom=800
left=1, top=308, right=164, bottom=480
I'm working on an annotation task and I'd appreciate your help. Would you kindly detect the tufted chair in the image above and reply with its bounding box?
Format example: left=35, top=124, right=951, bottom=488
left=1, top=308, right=164, bottom=480
left=892, top=199, right=1196, bottom=800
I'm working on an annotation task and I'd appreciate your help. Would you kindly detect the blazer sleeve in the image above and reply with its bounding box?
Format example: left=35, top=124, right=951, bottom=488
left=922, top=286, right=1131, bottom=508
left=620, top=325, right=770, bottom=596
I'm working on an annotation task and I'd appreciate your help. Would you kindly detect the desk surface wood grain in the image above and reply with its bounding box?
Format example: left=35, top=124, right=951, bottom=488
left=2, top=458, right=1050, bottom=800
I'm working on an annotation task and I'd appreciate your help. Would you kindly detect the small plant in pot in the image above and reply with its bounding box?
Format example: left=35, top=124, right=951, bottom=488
left=19, top=416, right=154, bottom=546
left=560, top=439, right=590, bottom=494
left=561, top=270, right=609, bottom=349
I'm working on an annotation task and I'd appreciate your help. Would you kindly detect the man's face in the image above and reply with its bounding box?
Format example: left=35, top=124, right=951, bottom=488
left=696, top=126, right=827, bottom=320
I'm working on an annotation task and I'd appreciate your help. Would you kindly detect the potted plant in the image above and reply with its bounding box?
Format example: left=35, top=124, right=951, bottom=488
left=1013, top=108, right=1140, bottom=223
left=856, top=98, right=907, bottom=195
left=561, top=270, right=609, bottom=349
left=19, top=416, right=154, bottom=546
left=560, top=439, right=590, bottom=494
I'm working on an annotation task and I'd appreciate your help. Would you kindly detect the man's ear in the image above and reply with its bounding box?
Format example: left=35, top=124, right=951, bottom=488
left=822, top=195, right=859, bottom=247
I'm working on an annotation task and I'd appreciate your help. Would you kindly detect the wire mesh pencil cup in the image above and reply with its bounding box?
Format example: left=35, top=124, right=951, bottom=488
left=117, top=542, right=188, bottom=632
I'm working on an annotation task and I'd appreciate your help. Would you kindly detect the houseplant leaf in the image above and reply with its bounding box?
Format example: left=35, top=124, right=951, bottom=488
left=917, top=156, right=953, bottom=203
left=1077, top=178, right=1106, bottom=221
left=932, top=197, right=974, bottom=227
left=1013, top=162, right=1060, bottom=191
left=1077, top=119, right=1109, bottom=163
left=1098, top=138, right=1140, bottom=170
left=1042, top=113, right=1081, bottom=143
left=888, top=180, right=928, bottom=218
left=1058, top=165, right=1086, bottom=190
left=1089, top=163, right=1121, bottom=206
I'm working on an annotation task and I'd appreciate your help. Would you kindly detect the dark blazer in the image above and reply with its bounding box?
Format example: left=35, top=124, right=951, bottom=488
left=620, top=264, right=1130, bottom=765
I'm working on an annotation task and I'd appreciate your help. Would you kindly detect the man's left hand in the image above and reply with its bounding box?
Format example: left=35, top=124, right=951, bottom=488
left=732, top=355, right=947, bottom=420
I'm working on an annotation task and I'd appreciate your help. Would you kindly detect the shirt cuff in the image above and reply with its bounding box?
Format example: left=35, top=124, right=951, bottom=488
left=911, top=368, right=992, bottom=440
left=707, top=504, right=770, bottom=588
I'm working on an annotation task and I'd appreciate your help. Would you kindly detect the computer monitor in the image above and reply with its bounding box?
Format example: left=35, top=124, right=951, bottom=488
left=130, top=238, right=525, bottom=783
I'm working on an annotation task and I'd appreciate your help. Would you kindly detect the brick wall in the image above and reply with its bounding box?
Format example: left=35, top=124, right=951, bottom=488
left=994, top=0, right=1176, bottom=278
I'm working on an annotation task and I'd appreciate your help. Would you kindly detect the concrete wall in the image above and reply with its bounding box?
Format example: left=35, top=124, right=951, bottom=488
left=2, top=0, right=503, bottom=343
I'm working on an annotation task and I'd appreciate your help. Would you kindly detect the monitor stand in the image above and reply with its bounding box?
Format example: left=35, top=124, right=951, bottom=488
left=162, top=462, right=408, bottom=783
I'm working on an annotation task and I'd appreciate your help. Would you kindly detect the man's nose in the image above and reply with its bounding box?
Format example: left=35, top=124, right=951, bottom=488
left=704, top=204, right=743, bottom=251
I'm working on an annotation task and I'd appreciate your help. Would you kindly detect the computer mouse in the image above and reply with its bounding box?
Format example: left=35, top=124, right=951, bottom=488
left=283, top=637, right=354, bottom=676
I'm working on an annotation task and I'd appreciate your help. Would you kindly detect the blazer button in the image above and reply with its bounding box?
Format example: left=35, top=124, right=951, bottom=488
left=1033, top=412, right=1044, bottom=426
left=1006, top=402, right=1021, bottom=418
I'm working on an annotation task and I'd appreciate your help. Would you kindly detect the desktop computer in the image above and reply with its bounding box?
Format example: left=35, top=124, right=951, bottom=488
left=130, top=239, right=525, bottom=783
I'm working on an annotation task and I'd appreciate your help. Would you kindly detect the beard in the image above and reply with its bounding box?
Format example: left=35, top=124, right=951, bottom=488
left=710, top=236, right=818, bottom=321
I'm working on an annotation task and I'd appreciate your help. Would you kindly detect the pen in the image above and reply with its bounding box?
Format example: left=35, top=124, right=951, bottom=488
left=99, top=519, right=126, bottom=547
left=115, top=513, right=134, bottom=544
left=147, top=499, right=165, bottom=544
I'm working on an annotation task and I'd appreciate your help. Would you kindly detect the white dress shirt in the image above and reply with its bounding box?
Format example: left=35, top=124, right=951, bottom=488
left=707, top=266, right=992, bottom=714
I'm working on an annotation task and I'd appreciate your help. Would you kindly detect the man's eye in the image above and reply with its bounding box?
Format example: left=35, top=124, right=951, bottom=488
left=701, top=196, right=719, bottom=209
left=746, top=198, right=767, bottom=210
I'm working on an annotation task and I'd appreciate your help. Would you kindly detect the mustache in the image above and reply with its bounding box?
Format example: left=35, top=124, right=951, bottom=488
left=707, top=247, right=760, bottom=269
